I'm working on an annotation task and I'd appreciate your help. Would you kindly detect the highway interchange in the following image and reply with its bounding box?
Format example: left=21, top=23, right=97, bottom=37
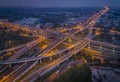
left=0, top=6, right=120, bottom=82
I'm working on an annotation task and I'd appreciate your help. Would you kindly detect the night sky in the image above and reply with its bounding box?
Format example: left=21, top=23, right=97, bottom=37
left=0, top=0, right=119, bottom=7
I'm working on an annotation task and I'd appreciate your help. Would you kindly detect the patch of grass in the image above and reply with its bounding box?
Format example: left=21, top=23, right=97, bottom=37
left=54, top=64, right=92, bottom=82
left=35, top=68, right=58, bottom=82
left=0, top=25, right=34, bottom=50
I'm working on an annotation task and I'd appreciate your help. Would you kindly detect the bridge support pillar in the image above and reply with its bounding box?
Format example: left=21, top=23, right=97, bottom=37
left=24, top=61, right=27, bottom=65
left=101, top=59, right=104, bottom=64
left=59, top=54, right=61, bottom=58
left=113, top=48, right=115, bottom=54
left=9, top=64, right=12, bottom=68
left=39, top=59, right=42, bottom=63
left=37, top=59, right=42, bottom=64
left=92, top=56, right=94, bottom=62
left=68, top=38, right=72, bottom=42
left=100, top=45, right=102, bottom=50
left=88, top=43, right=91, bottom=49
left=50, top=56, right=52, bottom=61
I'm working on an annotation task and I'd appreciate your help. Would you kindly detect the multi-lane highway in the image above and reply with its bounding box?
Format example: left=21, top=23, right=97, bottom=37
left=0, top=19, right=90, bottom=82
left=22, top=41, right=89, bottom=82
left=0, top=36, right=46, bottom=81
left=22, top=7, right=110, bottom=81
left=0, top=28, right=84, bottom=82
left=1, top=6, right=119, bottom=82
left=0, top=39, right=38, bottom=55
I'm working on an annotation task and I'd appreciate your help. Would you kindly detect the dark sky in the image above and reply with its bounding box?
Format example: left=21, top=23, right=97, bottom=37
left=0, top=0, right=119, bottom=7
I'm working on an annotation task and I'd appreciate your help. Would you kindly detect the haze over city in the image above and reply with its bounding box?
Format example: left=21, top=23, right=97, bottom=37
left=0, top=0, right=120, bottom=7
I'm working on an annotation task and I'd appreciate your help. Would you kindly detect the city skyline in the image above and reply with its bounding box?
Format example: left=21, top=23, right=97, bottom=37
left=0, top=0, right=120, bottom=8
